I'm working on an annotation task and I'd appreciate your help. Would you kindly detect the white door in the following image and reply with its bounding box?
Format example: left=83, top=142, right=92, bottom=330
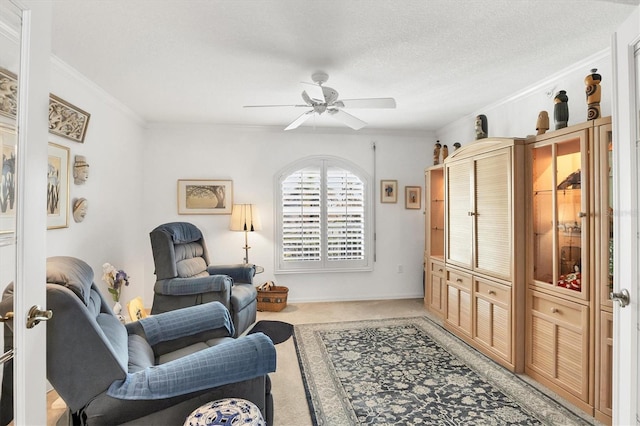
left=0, top=1, right=51, bottom=424
left=612, top=6, right=640, bottom=425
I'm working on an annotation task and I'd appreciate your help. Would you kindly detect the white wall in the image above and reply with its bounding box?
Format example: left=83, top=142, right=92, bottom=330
left=436, top=50, right=612, bottom=145
left=141, top=125, right=432, bottom=303
left=44, top=48, right=615, bottom=308
left=46, top=59, right=147, bottom=304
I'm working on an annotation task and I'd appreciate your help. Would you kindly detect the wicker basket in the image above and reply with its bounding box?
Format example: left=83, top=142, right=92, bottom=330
left=256, top=281, right=289, bottom=312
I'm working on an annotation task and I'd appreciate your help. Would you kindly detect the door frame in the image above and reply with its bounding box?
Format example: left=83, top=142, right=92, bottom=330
left=612, top=5, right=640, bottom=425
left=10, top=1, right=51, bottom=424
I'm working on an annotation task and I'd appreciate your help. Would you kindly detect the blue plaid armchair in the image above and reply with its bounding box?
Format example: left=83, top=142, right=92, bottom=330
left=149, top=222, right=258, bottom=336
left=21, top=256, right=276, bottom=425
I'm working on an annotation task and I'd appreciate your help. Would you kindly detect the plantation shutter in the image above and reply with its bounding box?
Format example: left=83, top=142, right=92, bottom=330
left=281, top=166, right=322, bottom=261
left=326, top=166, right=365, bottom=261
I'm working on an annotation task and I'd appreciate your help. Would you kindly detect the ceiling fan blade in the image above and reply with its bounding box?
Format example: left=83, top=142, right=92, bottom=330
left=243, top=104, right=308, bottom=108
left=285, top=110, right=314, bottom=131
left=328, top=109, right=367, bottom=130
left=301, top=82, right=325, bottom=102
left=336, top=98, right=396, bottom=109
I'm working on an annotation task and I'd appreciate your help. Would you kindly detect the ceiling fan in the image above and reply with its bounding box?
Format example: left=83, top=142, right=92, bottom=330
left=243, top=71, right=396, bottom=131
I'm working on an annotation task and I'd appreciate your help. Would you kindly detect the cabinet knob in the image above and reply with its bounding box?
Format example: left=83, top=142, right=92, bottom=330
left=551, top=307, right=558, bottom=314
left=438, top=268, right=443, bottom=272
left=456, top=278, right=463, bottom=283
left=579, top=212, right=587, bottom=218
left=488, top=290, right=496, bottom=295
left=468, top=211, right=476, bottom=216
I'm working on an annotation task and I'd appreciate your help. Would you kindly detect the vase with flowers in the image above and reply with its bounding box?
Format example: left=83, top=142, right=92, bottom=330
left=102, top=263, right=130, bottom=321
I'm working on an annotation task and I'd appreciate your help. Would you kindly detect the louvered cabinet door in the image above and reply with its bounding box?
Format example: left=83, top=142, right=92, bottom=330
left=427, top=259, right=446, bottom=318
left=446, top=160, right=473, bottom=269
left=445, top=268, right=473, bottom=338
left=474, top=150, right=512, bottom=280
left=473, top=276, right=512, bottom=363
left=526, top=290, right=591, bottom=411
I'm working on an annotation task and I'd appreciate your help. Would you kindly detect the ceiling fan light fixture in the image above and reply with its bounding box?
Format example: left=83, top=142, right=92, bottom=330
left=245, top=72, right=396, bottom=131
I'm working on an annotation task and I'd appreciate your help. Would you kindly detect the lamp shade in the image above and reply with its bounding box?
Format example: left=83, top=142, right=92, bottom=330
left=230, top=204, right=261, bottom=232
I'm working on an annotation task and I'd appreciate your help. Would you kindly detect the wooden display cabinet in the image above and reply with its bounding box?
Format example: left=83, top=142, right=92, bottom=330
left=525, top=118, right=613, bottom=420
left=424, top=165, right=445, bottom=317
left=528, top=122, right=590, bottom=301
left=594, top=117, right=613, bottom=425
left=442, top=138, right=526, bottom=372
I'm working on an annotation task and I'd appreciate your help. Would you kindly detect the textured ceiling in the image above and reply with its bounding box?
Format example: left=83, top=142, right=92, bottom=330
left=50, top=0, right=639, bottom=132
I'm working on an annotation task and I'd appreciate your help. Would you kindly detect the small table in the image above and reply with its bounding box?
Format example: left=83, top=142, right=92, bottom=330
left=184, top=398, right=265, bottom=426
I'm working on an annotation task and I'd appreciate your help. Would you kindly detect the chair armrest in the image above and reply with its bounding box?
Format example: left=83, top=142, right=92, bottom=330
left=107, top=333, right=277, bottom=400
left=132, top=302, right=234, bottom=345
left=153, top=275, right=232, bottom=296
left=208, top=264, right=255, bottom=284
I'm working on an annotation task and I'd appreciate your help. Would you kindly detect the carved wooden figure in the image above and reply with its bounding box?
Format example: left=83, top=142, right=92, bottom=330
left=585, top=68, right=601, bottom=121
left=554, top=90, right=569, bottom=129
left=433, top=141, right=441, bottom=165
left=536, top=111, right=549, bottom=135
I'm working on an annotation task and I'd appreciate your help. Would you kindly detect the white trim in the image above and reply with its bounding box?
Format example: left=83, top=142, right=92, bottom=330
left=438, top=49, right=610, bottom=136
left=51, top=54, right=147, bottom=126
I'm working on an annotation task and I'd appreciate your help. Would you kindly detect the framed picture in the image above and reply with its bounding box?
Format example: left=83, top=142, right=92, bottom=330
left=47, top=142, right=70, bottom=229
left=380, top=180, right=397, bottom=203
left=178, top=179, right=233, bottom=214
left=0, top=124, right=16, bottom=235
left=405, top=186, right=422, bottom=209
left=48, top=94, right=91, bottom=143
left=0, top=68, right=17, bottom=119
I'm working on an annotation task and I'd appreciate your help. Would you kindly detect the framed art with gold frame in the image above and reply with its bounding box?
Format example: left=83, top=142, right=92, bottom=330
left=47, top=142, right=70, bottom=229
left=177, top=179, right=233, bottom=214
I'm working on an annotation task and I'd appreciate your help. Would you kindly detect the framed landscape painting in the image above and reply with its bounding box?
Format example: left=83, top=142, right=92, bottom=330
left=178, top=179, right=233, bottom=214
left=47, top=142, right=70, bottom=229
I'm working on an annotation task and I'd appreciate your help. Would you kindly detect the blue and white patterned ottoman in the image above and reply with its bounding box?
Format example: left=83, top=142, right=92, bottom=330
left=184, top=398, right=265, bottom=426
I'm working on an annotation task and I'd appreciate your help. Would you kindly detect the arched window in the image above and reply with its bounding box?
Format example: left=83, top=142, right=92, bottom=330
left=275, top=156, right=372, bottom=273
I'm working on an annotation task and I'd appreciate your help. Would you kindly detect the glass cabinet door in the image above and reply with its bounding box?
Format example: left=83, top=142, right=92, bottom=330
left=531, top=130, right=588, bottom=299
left=598, top=122, right=614, bottom=307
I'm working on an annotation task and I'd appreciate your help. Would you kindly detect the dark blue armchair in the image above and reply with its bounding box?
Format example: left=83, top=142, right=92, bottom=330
left=149, top=222, right=258, bottom=336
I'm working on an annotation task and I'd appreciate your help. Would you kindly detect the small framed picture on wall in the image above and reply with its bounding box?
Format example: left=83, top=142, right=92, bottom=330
left=380, top=180, right=397, bottom=203
left=405, top=186, right=421, bottom=209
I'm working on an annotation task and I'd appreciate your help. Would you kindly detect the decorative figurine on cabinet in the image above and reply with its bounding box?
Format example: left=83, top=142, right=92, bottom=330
left=554, top=90, right=569, bottom=129
left=475, top=114, right=487, bottom=139
left=433, top=140, right=441, bottom=165
left=585, top=68, right=601, bottom=120
left=536, top=111, right=549, bottom=135
left=453, top=142, right=461, bottom=151
left=442, top=144, right=449, bottom=161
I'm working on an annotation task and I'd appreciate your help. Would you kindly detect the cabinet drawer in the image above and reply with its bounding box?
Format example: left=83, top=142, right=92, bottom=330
left=430, top=260, right=445, bottom=277
left=530, top=292, right=585, bottom=329
left=447, top=269, right=472, bottom=290
left=475, top=279, right=510, bottom=306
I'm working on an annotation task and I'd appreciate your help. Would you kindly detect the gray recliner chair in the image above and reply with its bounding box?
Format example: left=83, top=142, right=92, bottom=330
left=149, top=222, right=258, bottom=336
left=0, top=256, right=276, bottom=425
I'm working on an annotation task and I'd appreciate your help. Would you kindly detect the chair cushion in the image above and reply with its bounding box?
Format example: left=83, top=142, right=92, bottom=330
left=176, top=256, right=207, bottom=278
left=46, top=256, right=94, bottom=306
left=128, top=334, right=155, bottom=372
left=154, top=222, right=203, bottom=244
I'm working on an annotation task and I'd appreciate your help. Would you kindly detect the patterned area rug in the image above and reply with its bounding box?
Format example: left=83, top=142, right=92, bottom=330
left=294, top=317, right=592, bottom=426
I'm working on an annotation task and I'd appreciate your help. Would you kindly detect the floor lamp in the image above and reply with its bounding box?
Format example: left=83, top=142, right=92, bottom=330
left=230, top=204, right=261, bottom=264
